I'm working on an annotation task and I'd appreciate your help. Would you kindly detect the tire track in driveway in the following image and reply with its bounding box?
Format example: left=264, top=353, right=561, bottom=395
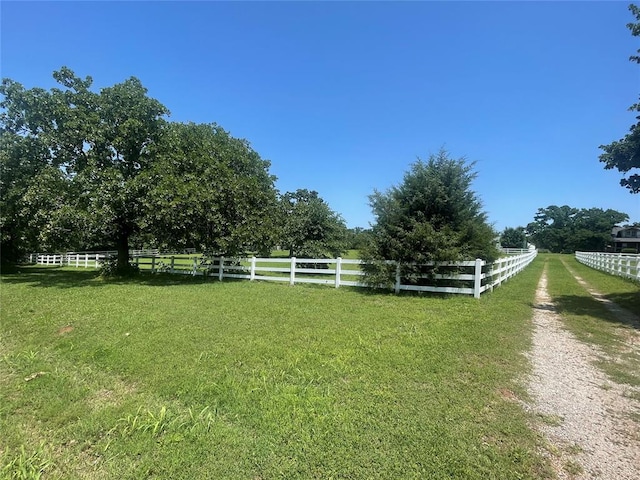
left=527, top=265, right=640, bottom=479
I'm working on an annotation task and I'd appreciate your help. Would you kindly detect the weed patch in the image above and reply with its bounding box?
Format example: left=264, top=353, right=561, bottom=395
left=1, top=444, right=54, bottom=480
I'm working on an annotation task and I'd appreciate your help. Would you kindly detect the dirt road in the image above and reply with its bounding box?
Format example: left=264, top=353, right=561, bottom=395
left=527, top=265, right=640, bottom=479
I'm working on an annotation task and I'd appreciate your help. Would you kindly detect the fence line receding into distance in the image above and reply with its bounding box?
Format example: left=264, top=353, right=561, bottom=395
left=29, top=250, right=537, bottom=299
left=575, top=251, right=640, bottom=282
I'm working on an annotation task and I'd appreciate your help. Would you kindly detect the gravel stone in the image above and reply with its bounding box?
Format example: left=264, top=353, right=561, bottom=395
left=526, top=267, right=640, bottom=479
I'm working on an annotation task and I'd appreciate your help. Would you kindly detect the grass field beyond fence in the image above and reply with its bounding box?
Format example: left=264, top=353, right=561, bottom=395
left=1, top=262, right=552, bottom=479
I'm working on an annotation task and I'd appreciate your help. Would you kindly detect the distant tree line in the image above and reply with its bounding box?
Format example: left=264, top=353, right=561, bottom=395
left=499, top=227, right=527, bottom=249
left=499, top=206, right=630, bottom=254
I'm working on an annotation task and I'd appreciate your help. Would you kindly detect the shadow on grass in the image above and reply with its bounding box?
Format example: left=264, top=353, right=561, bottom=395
left=0, top=265, right=222, bottom=289
left=553, top=293, right=640, bottom=331
left=1, top=266, right=464, bottom=301
left=604, top=291, right=640, bottom=320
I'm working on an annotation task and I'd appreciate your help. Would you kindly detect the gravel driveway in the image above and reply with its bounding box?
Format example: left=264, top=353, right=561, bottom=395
left=527, top=266, right=640, bottom=479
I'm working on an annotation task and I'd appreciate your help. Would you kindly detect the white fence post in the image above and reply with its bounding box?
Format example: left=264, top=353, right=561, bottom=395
left=219, top=256, right=224, bottom=281
left=250, top=256, right=256, bottom=281
left=290, top=257, right=296, bottom=286
left=335, top=257, right=342, bottom=288
left=394, top=263, right=401, bottom=294
left=473, top=259, right=483, bottom=299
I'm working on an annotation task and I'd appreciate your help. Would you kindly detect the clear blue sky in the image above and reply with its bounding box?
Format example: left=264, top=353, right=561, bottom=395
left=2, top=1, right=639, bottom=230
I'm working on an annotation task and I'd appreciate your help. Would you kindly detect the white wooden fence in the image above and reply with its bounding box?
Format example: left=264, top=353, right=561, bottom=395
left=500, top=247, right=534, bottom=255
left=575, top=251, right=640, bottom=282
left=29, top=252, right=114, bottom=268
left=29, top=250, right=537, bottom=298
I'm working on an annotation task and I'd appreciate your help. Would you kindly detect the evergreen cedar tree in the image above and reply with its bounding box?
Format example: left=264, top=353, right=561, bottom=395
left=361, top=150, right=498, bottom=288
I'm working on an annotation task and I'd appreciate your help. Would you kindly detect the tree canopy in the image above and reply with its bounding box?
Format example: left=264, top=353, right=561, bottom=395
left=279, top=189, right=347, bottom=258
left=1, top=68, right=170, bottom=269
left=0, top=68, right=279, bottom=269
left=361, top=149, right=498, bottom=287
left=345, top=227, right=373, bottom=251
left=599, top=4, right=640, bottom=193
left=526, top=205, right=629, bottom=253
left=500, top=227, right=527, bottom=249
left=139, top=122, right=279, bottom=256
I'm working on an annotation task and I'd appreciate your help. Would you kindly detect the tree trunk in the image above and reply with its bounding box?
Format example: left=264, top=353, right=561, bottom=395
left=116, top=232, right=130, bottom=273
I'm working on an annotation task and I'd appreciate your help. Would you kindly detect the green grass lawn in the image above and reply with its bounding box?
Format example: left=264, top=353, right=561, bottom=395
left=1, top=261, right=552, bottom=479
left=568, top=254, right=640, bottom=315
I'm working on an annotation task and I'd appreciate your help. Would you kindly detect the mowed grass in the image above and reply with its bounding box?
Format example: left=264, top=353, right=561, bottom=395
left=566, top=255, right=640, bottom=315
left=543, top=254, right=640, bottom=390
left=1, top=261, right=551, bottom=479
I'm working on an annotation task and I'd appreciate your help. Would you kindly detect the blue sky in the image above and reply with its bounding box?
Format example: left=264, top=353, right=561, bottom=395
left=2, top=1, right=639, bottom=230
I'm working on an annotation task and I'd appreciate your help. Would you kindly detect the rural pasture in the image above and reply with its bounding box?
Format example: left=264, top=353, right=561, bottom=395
left=1, top=255, right=638, bottom=479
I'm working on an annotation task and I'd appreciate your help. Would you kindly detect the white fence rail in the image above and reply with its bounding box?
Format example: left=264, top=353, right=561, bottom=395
left=575, top=251, right=640, bottom=282
left=500, top=247, right=533, bottom=255
left=29, top=250, right=537, bottom=298
left=29, top=252, right=114, bottom=268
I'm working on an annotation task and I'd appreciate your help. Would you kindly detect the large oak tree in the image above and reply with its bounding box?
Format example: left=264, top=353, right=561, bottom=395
left=1, top=68, right=279, bottom=270
left=139, top=122, right=279, bottom=256
left=1, top=67, right=169, bottom=269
